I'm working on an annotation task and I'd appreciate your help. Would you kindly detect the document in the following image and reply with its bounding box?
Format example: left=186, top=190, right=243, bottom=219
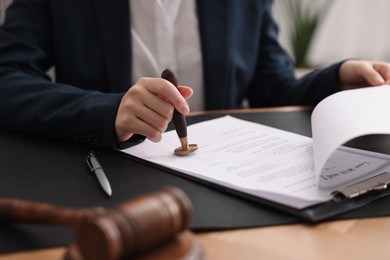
left=121, top=85, right=390, bottom=209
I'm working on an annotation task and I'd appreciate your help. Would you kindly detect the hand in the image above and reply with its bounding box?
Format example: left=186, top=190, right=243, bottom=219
left=115, top=77, right=193, bottom=142
left=339, top=60, right=390, bottom=90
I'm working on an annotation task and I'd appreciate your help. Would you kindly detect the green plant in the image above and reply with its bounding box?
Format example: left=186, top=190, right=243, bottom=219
left=280, top=0, right=334, bottom=67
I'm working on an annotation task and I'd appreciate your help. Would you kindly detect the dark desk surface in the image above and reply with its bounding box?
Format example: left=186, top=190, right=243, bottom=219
left=1, top=106, right=390, bottom=260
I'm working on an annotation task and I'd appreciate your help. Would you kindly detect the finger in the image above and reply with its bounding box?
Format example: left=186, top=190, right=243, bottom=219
left=159, top=86, right=193, bottom=101
left=125, top=100, right=172, bottom=141
left=143, top=92, right=175, bottom=120
left=116, top=129, right=134, bottom=142
left=115, top=86, right=171, bottom=142
left=148, top=111, right=171, bottom=132
left=132, top=118, right=164, bottom=142
left=359, top=63, right=385, bottom=86
left=117, top=106, right=168, bottom=143
left=129, top=117, right=164, bottom=142
left=129, top=78, right=175, bottom=120
left=178, top=85, right=193, bottom=100
left=373, top=63, right=390, bottom=84
left=143, top=78, right=190, bottom=114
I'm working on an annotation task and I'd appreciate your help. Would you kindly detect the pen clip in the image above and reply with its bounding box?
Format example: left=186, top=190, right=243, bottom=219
left=85, top=151, right=95, bottom=172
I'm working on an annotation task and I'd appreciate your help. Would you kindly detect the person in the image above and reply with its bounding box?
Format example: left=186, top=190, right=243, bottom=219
left=0, top=0, right=389, bottom=149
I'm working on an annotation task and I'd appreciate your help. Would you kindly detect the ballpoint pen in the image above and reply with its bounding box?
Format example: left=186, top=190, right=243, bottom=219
left=86, top=151, right=112, bottom=197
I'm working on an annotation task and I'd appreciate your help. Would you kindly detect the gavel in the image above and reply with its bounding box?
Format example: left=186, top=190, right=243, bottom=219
left=0, top=187, right=202, bottom=260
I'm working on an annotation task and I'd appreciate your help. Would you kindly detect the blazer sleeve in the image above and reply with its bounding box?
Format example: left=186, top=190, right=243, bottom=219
left=247, top=0, right=341, bottom=108
left=0, top=0, right=138, bottom=148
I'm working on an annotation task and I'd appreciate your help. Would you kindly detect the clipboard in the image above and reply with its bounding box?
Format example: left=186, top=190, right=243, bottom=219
left=120, top=110, right=390, bottom=222
left=122, top=86, right=390, bottom=222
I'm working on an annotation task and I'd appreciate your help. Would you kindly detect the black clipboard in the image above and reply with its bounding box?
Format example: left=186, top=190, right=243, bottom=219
left=119, top=110, right=390, bottom=222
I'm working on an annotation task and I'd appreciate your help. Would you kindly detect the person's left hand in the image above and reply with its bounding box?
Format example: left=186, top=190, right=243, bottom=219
left=339, top=60, right=390, bottom=90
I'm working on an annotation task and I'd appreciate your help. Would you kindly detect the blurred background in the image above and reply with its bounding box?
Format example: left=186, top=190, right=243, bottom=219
left=1, top=0, right=389, bottom=69
left=274, top=0, right=390, bottom=68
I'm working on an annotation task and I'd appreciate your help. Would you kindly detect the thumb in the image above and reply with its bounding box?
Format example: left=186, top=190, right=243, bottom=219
left=363, top=66, right=385, bottom=86
left=178, top=85, right=193, bottom=100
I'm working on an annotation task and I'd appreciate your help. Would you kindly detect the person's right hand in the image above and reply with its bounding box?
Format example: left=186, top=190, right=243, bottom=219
left=115, top=77, right=193, bottom=143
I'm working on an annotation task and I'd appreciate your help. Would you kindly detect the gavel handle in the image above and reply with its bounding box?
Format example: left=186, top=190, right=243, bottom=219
left=0, top=199, right=106, bottom=228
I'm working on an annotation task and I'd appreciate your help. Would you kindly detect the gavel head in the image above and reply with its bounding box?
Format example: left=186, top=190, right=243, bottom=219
left=74, top=186, right=193, bottom=260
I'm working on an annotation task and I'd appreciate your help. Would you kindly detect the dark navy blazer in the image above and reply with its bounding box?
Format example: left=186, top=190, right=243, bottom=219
left=0, top=0, right=340, bottom=147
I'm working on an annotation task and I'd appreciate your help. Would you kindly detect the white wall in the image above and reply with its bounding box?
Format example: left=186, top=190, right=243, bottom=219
left=273, top=0, right=390, bottom=67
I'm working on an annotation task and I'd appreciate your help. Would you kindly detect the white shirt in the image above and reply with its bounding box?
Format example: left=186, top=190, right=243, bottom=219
left=129, top=0, right=204, bottom=111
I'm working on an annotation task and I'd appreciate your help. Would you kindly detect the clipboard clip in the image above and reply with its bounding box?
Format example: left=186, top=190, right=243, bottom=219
left=332, top=172, right=390, bottom=202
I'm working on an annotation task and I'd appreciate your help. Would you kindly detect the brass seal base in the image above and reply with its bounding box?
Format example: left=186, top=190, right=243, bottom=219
left=174, top=137, right=198, bottom=156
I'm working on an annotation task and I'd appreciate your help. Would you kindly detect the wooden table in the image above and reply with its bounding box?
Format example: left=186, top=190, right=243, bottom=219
left=1, top=107, right=390, bottom=259
left=1, top=216, right=390, bottom=260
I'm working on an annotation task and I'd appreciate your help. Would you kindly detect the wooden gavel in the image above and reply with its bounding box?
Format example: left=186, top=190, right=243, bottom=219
left=0, top=186, right=198, bottom=260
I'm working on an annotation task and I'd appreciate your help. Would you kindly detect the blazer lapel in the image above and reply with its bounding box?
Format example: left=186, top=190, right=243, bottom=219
left=93, top=0, right=131, bottom=93
left=196, top=0, right=230, bottom=109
